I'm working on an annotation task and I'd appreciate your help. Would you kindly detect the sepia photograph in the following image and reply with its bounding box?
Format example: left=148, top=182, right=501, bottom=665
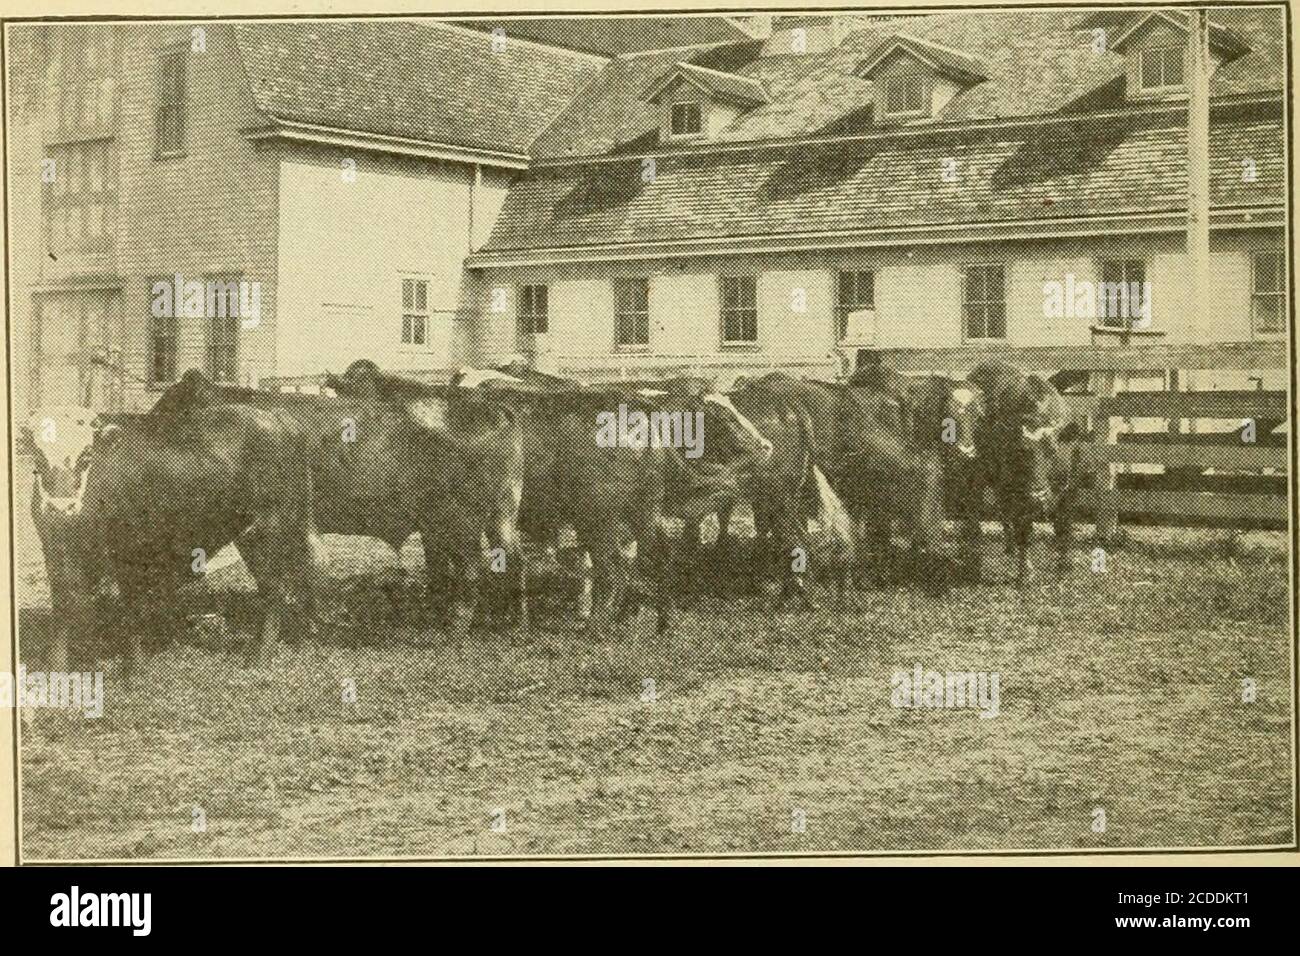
left=0, top=1, right=1294, bottom=868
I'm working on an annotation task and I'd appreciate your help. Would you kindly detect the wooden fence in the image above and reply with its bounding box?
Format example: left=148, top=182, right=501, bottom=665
left=877, top=340, right=1291, bottom=533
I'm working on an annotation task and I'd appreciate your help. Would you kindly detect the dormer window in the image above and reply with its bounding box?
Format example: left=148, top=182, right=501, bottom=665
left=641, top=62, right=768, bottom=144
left=1106, top=12, right=1252, bottom=102
left=1139, top=46, right=1185, bottom=92
left=670, top=102, right=703, bottom=137
left=855, top=34, right=987, bottom=123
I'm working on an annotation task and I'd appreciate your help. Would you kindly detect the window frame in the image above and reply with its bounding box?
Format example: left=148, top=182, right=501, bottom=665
left=1251, top=250, right=1285, bottom=339
left=960, top=263, right=1007, bottom=342
left=835, top=269, right=876, bottom=342
left=1097, top=258, right=1148, bottom=329
left=669, top=101, right=704, bottom=138
left=146, top=276, right=178, bottom=390
left=400, top=277, right=430, bottom=348
left=154, top=46, right=187, bottom=159
left=614, top=277, right=651, bottom=351
left=879, top=73, right=931, bottom=118
left=719, top=275, right=760, bottom=347
left=517, top=284, right=549, bottom=337
left=43, top=138, right=117, bottom=255
left=49, top=27, right=118, bottom=138
left=203, top=274, right=242, bottom=384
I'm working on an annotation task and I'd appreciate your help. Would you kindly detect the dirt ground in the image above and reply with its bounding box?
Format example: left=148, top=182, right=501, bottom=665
left=13, top=492, right=1294, bottom=859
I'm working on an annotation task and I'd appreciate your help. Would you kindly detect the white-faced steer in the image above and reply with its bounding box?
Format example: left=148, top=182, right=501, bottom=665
left=26, top=403, right=321, bottom=672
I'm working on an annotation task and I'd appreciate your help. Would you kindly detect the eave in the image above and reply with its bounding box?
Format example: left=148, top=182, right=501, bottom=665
left=466, top=206, right=1283, bottom=269
left=242, top=118, right=532, bottom=170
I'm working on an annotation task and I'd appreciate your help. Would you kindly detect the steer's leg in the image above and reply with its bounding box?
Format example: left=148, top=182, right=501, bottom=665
left=1052, top=483, right=1077, bottom=575
left=421, top=533, right=456, bottom=627
left=443, top=522, right=487, bottom=643
left=486, top=512, right=529, bottom=639
left=633, top=510, right=673, bottom=635
left=1012, top=516, right=1034, bottom=586
left=235, top=525, right=285, bottom=667
left=578, top=517, right=631, bottom=636
left=715, top=500, right=736, bottom=559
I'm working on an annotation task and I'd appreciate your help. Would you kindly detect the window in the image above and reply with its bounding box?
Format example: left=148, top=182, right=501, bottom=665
left=44, top=140, right=117, bottom=253
left=401, top=278, right=428, bottom=346
left=1098, top=259, right=1147, bottom=328
left=205, top=275, right=241, bottom=383
left=835, top=270, right=875, bottom=341
left=155, top=48, right=186, bottom=157
left=962, top=265, right=1006, bottom=341
left=1139, top=47, right=1185, bottom=91
left=49, top=27, right=117, bottom=136
left=670, top=102, right=703, bottom=137
left=147, top=278, right=177, bottom=388
left=1252, top=251, right=1285, bottom=337
left=614, top=278, right=650, bottom=349
left=518, top=284, right=549, bottom=336
left=720, top=276, right=759, bottom=345
left=881, top=74, right=928, bottom=116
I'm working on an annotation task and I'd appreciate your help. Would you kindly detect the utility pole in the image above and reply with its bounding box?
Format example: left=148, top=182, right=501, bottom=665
left=1186, top=8, right=1212, bottom=343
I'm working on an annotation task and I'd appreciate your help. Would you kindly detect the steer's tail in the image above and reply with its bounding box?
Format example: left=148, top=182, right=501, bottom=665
left=809, top=465, right=857, bottom=569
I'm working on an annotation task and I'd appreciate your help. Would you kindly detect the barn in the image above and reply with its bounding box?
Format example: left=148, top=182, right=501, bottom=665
left=5, top=10, right=1287, bottom=414
left=465, top=10, right=1286, bottom=389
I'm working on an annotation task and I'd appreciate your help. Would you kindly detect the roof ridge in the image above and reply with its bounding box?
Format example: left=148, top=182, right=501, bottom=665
left=891, top=32, right=984, bottom=65
left=428, top=20, right=611, bottom=65
left=530, top=92, right=1282, bottom=169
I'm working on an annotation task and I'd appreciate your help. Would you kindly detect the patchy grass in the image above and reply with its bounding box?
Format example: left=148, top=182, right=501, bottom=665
left=16, top=521, right=1294, bottom=860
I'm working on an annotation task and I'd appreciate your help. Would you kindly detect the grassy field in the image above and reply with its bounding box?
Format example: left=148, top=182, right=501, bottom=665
left=14, top=502, right=1295, bottom=860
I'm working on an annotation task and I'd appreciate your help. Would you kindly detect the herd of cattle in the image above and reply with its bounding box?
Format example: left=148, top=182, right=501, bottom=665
left=23, top=358, right=1087, bottom=672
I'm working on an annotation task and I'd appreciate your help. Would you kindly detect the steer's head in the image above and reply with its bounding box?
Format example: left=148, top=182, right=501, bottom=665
left=1010, top=376, right=1074, bottom=509
left=25, top=406, right=120, bottom=517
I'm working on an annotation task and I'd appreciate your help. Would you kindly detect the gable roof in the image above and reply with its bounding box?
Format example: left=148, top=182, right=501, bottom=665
left=855, top=34, right=989, bottom=85
left=530, top=7, right=1283, bottom=159
left=1102, top=10, right=1255, bottom=59
left=641, top=62, right=770, bottom=107
left=232, top=20, right=603, bottom=156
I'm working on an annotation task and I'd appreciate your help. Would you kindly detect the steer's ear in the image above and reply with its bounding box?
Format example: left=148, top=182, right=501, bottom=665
left=1057, top=420, right=1081, bottom=443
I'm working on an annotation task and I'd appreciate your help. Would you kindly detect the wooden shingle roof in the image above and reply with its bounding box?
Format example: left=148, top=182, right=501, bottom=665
left=476, top=103, right=1283, bottom=258
left=530, top=7, right=1283, bottom=158
left=233, top=20, right=603, bottom=156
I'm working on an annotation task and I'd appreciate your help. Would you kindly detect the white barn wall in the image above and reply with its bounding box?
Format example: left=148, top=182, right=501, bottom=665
left=276, top=148, right=511, bottom=377
left=471, top=228, right=1283, bottom=374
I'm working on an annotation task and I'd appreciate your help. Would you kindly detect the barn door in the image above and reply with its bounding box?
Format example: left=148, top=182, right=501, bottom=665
left=34, top=295, right=84, bottom=409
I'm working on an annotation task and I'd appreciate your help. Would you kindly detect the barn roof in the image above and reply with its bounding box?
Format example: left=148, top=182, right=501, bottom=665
left=232, top=20, right=603, bottom=157
left=471, top=102, right=1283, bottom=262
left=472, top=8, right=1284, bottom=261
left=529, top=7, right=1283, bottom=157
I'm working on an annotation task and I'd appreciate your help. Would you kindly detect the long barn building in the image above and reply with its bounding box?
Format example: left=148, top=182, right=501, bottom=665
left=5, top=10, right=1287, bottom=415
